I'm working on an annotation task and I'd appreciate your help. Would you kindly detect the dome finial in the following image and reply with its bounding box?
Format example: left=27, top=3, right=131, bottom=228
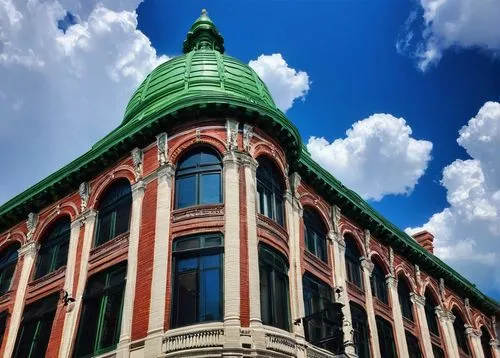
left=183, top=9, right=225, bottom=54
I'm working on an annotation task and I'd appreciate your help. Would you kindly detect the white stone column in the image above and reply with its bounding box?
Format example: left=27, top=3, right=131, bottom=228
left=490, top=338, right=500, bottom=358
left=144, top=164, right=175, bottom=357
left=117, top=180, right=145, bottom=357
left=222, top=152, right=241, bottom=350
left=360, top=258, right=380, bottom=358
left=329, top=226, right=356, bottom=357
left=466, top=326, right=485, bottom=358
left=386, top=275, right=410, bottom=358
left=410, top=293, right=433, bottom=358
left=4, top=241, right=38, bottom=357
left=436, top=307, right=459, bottom=358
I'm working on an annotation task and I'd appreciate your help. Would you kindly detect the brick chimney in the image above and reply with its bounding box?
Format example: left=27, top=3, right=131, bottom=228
left=412, top=230, right=434, bottom=254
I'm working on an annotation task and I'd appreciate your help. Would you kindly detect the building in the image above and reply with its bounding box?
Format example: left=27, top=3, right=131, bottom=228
left=0, top=9, right=498, bottom=358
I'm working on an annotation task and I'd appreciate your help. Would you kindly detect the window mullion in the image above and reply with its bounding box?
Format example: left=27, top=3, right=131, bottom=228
left=95, top=291, right=108, bottom=353
left=27, top=319, right=42, bottom=358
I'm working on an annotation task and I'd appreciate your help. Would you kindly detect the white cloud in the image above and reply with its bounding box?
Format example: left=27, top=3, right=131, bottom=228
left=307, top=114, right=433, bottom=201
left=406, top=101, right=500, bottom=293
left=0, top=0, right=167, bottom=204
left=401, top=0, right=500, bottom=70
left=249, top=53, right=310, bottom=112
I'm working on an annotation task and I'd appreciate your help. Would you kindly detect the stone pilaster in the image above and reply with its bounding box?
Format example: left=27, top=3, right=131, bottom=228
left=144, top=164, right=175, bottom=357
left=4, top=241, right=38, bottom=357
left=465, top=326, right=485, bottom=358
left=329, top=224, right=356, bottom=357
left=410, top=293, right=433, bottom=358
left=436, top=307, right=459, bottom=358
left=117, top=181, right=146, bottom=358
left=386, top=275, right=410, bottom=358
left=490, top=339, right=500, bottom=358
left=360, top=257, right=380, bottom=358
left=222, top=152, right=241, bottom=351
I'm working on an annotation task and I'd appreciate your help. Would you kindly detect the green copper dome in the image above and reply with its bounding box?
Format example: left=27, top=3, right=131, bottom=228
left=122, top=10, right=277, bottom=126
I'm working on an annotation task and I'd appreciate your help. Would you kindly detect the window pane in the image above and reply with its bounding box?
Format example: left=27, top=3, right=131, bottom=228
left=175, top=238, right=201, bottom=252
left=176, top=262, right=198, bottom=327
left=0, top=313, right=6, bottom=348
left=55, top=241, right=69, bottom=271
left=99, top=291, right=124, bottom=350
left=200, top=151, right=220, bottom=165
left=406, top=332, right=422, bottom=358
left=200, top=173, right=221, bottom=204
left=259, top=264, right=270, bottom=325
left=200, top=267, right=221, bottom=321
left=275, top=273, right=289, bottom=330
left=432, top=346, right=445, bottom=358
left=75, top=299, right=100, bottom=357
left=176, top=175, right=196, bottom=208
left=34, top=249, right=53, bottom=279
left=31, top=315, right=56, bottom=357
left=275, top=196, right=284, bottom=225
left=13, top=321, right=37, bottom=358
left=95, top=212, right=112, bottom=246
left=0, top=264, right=14, bottom=295
left=114, top=203, right=131, bottom=236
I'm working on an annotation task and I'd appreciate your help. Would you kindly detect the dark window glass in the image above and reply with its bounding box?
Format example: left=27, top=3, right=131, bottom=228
left=432, top=345, right=445, bottom=358
left=175, top=148, right=222, bottom=209
left=351, top=303, right=370, bottom=358
left=0, top=244, right=20, bottom=295
left=481, top=327, right=493, bottom=358
left=259, top=244, right=290, bottom=331
left=95, top=180, right=132, bottom=247
left=370, top=261, right=388, bottom=304
left=345, top=238, right=363, bottom=289
left=376, top=316, right=398, bottom=358
left=172, top=234, right=223, bottom=328
left=405, top=331, right=422, bottom=358
left=13, top=294, right=58, bottom=358
left=303, top=209, right=327, bottom=262
left=256, top=157, right=284, bottom=226
left=398, top=277, right=414, bottom=321
left=0, top=311, right=8, bottom=349
left=452, top=310, right=469, bottom=355
left=74, top=263, right=126, bottom=357
left=424, top=292, right=440, bottom=336
left=34, top=217, right=70, bottom=279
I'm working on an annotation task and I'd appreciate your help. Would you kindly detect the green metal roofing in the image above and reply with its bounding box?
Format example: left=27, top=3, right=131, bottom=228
left=0, top=10, right=498, bottom=315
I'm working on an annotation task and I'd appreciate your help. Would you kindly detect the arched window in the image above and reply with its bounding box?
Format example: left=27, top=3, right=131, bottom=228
left=259, top=244, right=290, bottom=331
left=406, top=331, right=422, bottom=358
left=345, top=237, right=363, bottom=289
left=303, top=208, right=327, bottom=262
left=175, top=147, right=223, bottom=209
left=256, top=157, right=284, bottom=226
left=370, top=260, right=388, bottom=304
left=424, top=291, right=440, bottom=336
left=376, top=316, right=397, bottom=358
left=95, top=180, right=132, bottom=247
left=13, top=293, right=59, bottom=358
left=171, top=234, right=224, bottom=328
left=351, top=302, right=370, bottom=358
left=34, top=217, right=70, bottom=279
left=481, top=326, right=493, bottom=358
left=74, top=263, right=127, bottom=357
left=0, top=243, right=20, bottom=295
left=398, top=275, right=414, bottom=321
left=452, top=309, right=470, bottom=355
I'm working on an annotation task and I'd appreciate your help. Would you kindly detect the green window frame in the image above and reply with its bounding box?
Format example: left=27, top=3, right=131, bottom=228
left=452, top=309, right=470, bottom=355
left=34, top=217, right=70, bottom=279
left=405, top=331, right=422, bottom=358
left=174, top=147, right=223, bottom=209
left=370, top=261, right=388, bottom=304
left=13, top=294, right=59, bottom=358
left=303, top=208, right=327, bottom=262
left=73, top=263, right=126, bottom=357
left=345, top=238, right=363, bottom=289
left=398, top=276, right=414, bottom=321
left=424, top=292, right=440, bottom=336
left=171, top=234, right=224, bottom=328
left=0, top=243, right=20, bottom=295
left=94, top=180, right=132, bottom=247
left=376, top=316, right=398, bottom=358
left=256, top=157, right=285, bottom=226
left=259, top=244, right=290, bottom=331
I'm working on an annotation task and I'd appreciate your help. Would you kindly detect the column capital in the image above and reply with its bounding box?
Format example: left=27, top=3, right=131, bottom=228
left=329, top=230, right=345, bottom=248
left=435, top=306, right=455, bottom=322
left=410, top=293, right=426, bottom=306
left=18, top=241, right=39, bottom=258
left=385, top=274, right=397, bottom=288
left=131, top=180, right=146, bottom=197
left=490, top=339, right=499, bottom=347
left=360, top=257, right=374, bottom=273
left=157, top=163, right=176, bottom=183
left=465, top=325, right=481, bottom=338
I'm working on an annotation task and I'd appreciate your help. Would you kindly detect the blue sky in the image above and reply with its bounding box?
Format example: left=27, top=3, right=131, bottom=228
left=0, top=0, right=499, bottom=299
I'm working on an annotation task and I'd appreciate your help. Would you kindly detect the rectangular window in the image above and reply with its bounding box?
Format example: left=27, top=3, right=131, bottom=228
left=13, top=294, right=58, bottom=358
left=74, top=263, right=126, bottom=357
left=406, top=331, right=422, bottom=358
left=376, top=316, right=398, bottom=358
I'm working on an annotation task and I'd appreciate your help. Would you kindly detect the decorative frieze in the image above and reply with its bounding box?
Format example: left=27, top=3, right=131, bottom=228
left=164, top=328, right=224, bottom=353
left=265, top=332, right=297, bottom=356
left=172, top=204, right=224, bottom=223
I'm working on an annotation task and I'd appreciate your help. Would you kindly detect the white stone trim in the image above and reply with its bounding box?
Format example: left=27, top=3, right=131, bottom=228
left=410, top=293, right=434, bottom=358
left=436, top=307, right=460, bottom=358
left=386, top=274, right=410, bottom=358
left=360, top=258, right=380, bottom=358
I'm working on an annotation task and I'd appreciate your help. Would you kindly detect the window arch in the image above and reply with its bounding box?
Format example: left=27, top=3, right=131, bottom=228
left=259, top=244, right=290, bottom=331
left=370, top=259, right=388, bottom=304
left=256, top=157, right=285, bottom=226
left=34, top=217, right=70, bottom=279
left=480, top=326, right=493, bottom=358
left=303, top=208, right=327, bottom=262
left=452, top=308, right=470, bottom=355
left=94, top=179, right=132, bottom=247
left=350, top=302, right=370, bottom=358
left=424, top=290, right=440, bottom=337
left=0, top=243, right=20, bottom=295
left=171, top=234, right=224, bottom=328
left=175, top=147, right=223, bottom=209
left=398, top=275, right=414, bottom=321
left=345, top=236, right=363, bottom=289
